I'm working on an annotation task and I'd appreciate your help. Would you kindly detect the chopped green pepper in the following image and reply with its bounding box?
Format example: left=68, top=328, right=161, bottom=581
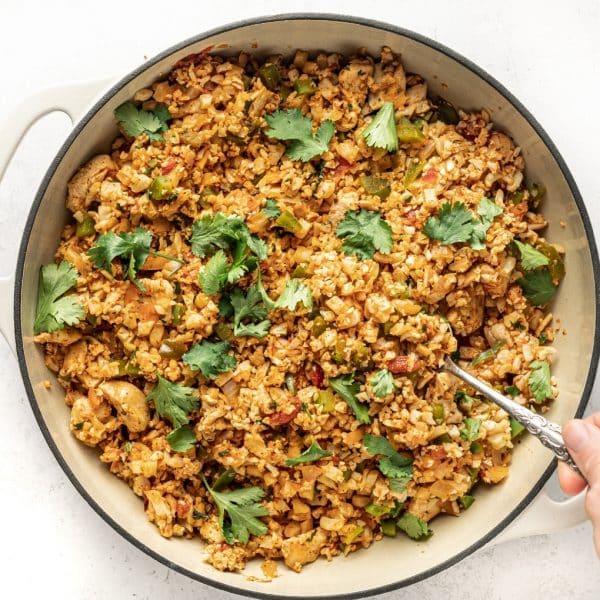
left=510, top=190, right=525, bottom=205
left=316, top=389, right=335, bottom=413
left=351, top=342, right=370, bottom=367
left=365, top=503, right=391, bottom=517
left=294, top=78, right=317, bottom=95
left=397, top=117, right=425, bottom=144
left=215, top=323, right=235, bottom=343
left=258, top=64, right=281, bottom=91
left=528, top=182, right=546, bottom=209
left=435, top=98, right=460, bottom=125
left=510, top=416, right=525, bottom=438
left=459, top=495, right=475, bottom=510
left=468, top=467, right=479, bottom=483
left=312, top=316, right=327, bottom=337
left=536, top=241, right=565, bottom=283
left=158, top=340, right=186, bottom=359
left=148, top=176, right=173, bottom=200
left=433, top=433, right=451, bottom=444
left=275, top=210, right=301, bottom=234
left=292, top=263, right=309, bottom=278
left=470, top=441, right=483, bottom=454
left=360, top=175, right=391, bottom=199
left=342, top=525, right=364, bottom=544
left=403, top=159, right=426, bottom=187
left=76, top=214, right=96, bottom=237
left=171, top=303, right=185, bottom=325
left=117, top=359, right=140, bottom=377
left=381, top=519, right=397, bottom=537
left=432, top=403, right=445, bottom=423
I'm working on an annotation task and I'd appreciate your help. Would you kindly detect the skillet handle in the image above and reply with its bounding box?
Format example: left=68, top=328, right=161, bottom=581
left=490, top=488, right=587, bottom=545
left=0, top=79, right=112, bottom=354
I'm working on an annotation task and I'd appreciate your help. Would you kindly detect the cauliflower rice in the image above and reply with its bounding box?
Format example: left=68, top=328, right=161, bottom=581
left=34, top=46, right=563, bottom=576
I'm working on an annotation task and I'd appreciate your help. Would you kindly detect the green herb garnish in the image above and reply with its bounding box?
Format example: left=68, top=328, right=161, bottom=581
left=285, top=441, right=331, bottom=466
left=364, top=434, right=413, bottom=493
left=329, top=373, right=371, bottom=424
left=336, top=209, right=393, bottom=260
left=265, top=108, right=335, bottom=162
left=34, top=261, right=85, bottom=334
left=114, top=101, right=171, bottom=142
left=513, top=240, right=550, bottom=270
left=370, top=369, right=396, bottom=398
left=396, top=513, right=432, bottom=540
left=182, top=340, right=237, bottom=379
left=147, top=375, right=198, bottom=428
left=166, top=425, right=197, bottom=452
left=361, top=102, right=398, bottom=152
left=202, top=477, right=268, bottom=544
left=528, top=360, right=552, bottom=403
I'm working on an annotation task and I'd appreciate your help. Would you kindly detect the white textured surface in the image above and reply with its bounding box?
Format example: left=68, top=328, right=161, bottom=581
left=1, top=1, right=599, bottom=598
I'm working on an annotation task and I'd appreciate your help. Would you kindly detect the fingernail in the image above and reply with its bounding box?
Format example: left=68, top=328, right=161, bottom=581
left=563, top=420, right=590, bottom=452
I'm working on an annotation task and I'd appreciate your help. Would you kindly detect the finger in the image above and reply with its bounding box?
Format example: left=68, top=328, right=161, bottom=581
left=557, top=460, right=587, bottom=495
left=586, top=413, right=600, bottom=429
left=563, top=419, right=600, bottom=486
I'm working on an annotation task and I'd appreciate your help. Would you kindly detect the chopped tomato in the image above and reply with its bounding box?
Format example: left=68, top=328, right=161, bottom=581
left=161, top=160, right=176, bottom=175
left=387, top=355, right=422, bottom=374
left=422, top=168, right=437, bottom=183
left=269, top=400, right=301, bottom=427
left=307, top=364, right=325, bottom=388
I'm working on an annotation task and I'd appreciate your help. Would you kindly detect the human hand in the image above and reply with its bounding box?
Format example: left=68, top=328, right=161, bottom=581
left=558, top=415, right=600, bottom=556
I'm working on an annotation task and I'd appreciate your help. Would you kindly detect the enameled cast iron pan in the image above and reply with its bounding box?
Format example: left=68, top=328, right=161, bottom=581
left=1, top=14, right=598, bottom=599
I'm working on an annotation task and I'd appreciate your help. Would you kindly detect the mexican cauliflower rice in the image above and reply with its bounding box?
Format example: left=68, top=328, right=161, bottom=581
left=34, top=46, right=564, bottom=576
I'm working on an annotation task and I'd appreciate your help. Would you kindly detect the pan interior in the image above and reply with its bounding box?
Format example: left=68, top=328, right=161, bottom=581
left=16, top=16, right=598, bottom=599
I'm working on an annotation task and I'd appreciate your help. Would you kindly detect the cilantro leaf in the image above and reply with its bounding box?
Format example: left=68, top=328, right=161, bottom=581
left=190, top=213, right=247, bottom=258
left=285, top=441, right=331, bottom=466
left=379, top=458, right=413, bottom=493
left=114, top=101, right=171, bottom=142
left=230, top=285, right=271, bottom=338
left=423, top=202, right=474, bottom=246
left=182, top=340, right=237, bottom=379
left=263, top=199, right=281, bottom=218
left=460, top=417, right=481, bottom=441
left=370, top=369, right=396, bottom=398
left=518, top=269, right=557, bottom=305
left=203, top=478, right=268, bottom=544
left=329, top=374, right=371, bottom=424
left=166, top=425, right=197, bottom=452
left=396, top=513, right=433, bottom=540
left=265, top=109, right=334, bottom=161
left=88, top=227, right=183, bottom=288
left=34, top=261, right=85, bottom=334
left=361, top=102, right=398, bottom=152
left=336, top=209, right=393, bottom=260
left=364, top=434, right=413, bottom=492
left=147, top=375, right=198, bottom=428
left=528, top=360, right=552, bottom=403
left=257, top=274, right=313, bottom=312
left=200, top=250, right=229, bottom=295
left=469, top=198, right=503, bottom=250
left=514, top=240, right=550, bottom=271
left=424, top=199, right=502, bottom=249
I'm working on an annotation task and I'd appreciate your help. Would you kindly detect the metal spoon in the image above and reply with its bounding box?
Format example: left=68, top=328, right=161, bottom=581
left=444, top=356, right=583, bottom=477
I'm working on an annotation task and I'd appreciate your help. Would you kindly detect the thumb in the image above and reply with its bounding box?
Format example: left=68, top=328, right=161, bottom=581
left=563, top=419, right=600, bottom=553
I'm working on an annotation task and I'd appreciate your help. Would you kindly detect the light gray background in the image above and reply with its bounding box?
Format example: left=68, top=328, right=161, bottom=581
left=1, top=1, right=599, bottom=598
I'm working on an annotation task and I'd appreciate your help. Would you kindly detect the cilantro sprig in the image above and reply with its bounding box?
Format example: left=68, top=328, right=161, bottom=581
left=329, top=374, right=370, bottom=424
left=34, top=261, right=85, bottom=334
left=256, top=272, right=313, bottom=312
left=370, top=369, right=396, bottom=398
left=285, top=441, right=331, bottom=466
left=459, top=418, right=481, bottom=442
left=166, top=425, right=197, bottom=452
left=147, top=375, right=198, bottom=429
left=265, top=109, right=335, bottom=162
left=513, top=240, right=550, bottom=271
left=361, top=102, right=398, bottom=153
left=192, top=213, right=268, bottom=294
left=203, top=477, right=268, bottom=544
left=114, top=101, right=172, bottom=142
left=423, top=198, right=503, bottom=249
left=336, top=209, right=393, bottom=260
left=396, top=513, right=432, bottom=540
left=364, top=434, right=413, bottom=493
left=88, top=227, right=184, bottom=289
left=182, top=340, right=237, bottom=379
left=528, top=360, right=552, bottom=403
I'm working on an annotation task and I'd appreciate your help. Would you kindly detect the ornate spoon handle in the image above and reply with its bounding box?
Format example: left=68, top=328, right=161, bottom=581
left=444, top=357, right=583, bottom=478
